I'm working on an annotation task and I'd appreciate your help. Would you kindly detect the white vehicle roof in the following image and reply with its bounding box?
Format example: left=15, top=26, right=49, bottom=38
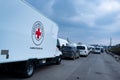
left=88, top=45, right=95, bottom=48
left=77, top=44, right=88, bottom=49
left=69, top=43, right=77, bottom=47
left=77, top=44, right=87, bottom=47
left=57, top=38, right=69, bottom=46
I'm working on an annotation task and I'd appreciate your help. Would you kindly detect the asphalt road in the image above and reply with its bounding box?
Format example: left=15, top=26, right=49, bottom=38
left=0, top=52, right=120, bottom=80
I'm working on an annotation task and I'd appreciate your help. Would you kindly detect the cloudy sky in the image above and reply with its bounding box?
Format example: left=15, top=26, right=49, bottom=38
left=26, top=0, right=120, bottom=45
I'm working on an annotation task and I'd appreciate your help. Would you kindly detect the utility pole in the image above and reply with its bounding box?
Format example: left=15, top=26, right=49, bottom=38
left=110, top=37, right=112, bottom=47
left=67, top=37, right=70, bottom=43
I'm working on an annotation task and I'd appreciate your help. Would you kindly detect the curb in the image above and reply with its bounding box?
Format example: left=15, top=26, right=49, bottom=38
left=106, top=50, right=120, bottom=62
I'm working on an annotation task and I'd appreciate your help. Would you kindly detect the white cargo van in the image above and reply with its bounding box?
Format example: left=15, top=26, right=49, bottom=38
left=0, top=0, right=62, bottom=77
left=77, top=44, right=89, bottom=57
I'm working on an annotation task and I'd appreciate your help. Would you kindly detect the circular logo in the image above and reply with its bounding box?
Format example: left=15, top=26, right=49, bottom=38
left=32, top=21, right=44, bottom=46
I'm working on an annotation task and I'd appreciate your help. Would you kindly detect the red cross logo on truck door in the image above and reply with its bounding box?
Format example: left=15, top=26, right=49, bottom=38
left=36, top=28, right=41, bottom=39
left=32, top=21, right=44, bottom=46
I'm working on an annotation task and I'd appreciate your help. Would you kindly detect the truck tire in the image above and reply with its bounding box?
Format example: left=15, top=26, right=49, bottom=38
left=22, top=61, right=35, bottom=78
left=55, top=56, right=61, bottom=65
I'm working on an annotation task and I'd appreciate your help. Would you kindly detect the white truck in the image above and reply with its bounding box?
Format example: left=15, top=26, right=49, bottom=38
left=0, top=0, right=62, bottom=77
left=57, top=38, right=69, bottom=49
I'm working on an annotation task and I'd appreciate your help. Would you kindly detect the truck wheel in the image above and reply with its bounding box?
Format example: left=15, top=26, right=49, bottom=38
left=22, top=61, right=34, bottom=78
left=55, top=56, right=61, bottom=65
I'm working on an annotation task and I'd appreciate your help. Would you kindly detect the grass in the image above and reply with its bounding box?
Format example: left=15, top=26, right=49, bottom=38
left=109, top=46, right=120, bottom=56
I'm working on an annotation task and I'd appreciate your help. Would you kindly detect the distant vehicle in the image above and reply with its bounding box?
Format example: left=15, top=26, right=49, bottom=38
left=77, top=44, right=89, bottom=57
left=88, top=46, right=95, bottom=53
left=0, top=0, right=62, bottom=78
left=94, top=47, right=101, bottom=54
left=57, top=38, right=69, bottom=51
left=100, top=47, right=104, bottom=53
left=62, top=46, right=80, bottom=60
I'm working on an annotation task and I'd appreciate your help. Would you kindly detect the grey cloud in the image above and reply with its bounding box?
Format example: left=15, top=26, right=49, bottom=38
left=95, top=13, right=116, bottom=26
left=25, top=0, right=120, bottom=45
left=52, top=0, right=76, bottom=17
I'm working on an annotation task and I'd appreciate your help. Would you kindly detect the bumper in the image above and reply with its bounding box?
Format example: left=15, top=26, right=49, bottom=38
left=80, top=52, right=88, bottom=56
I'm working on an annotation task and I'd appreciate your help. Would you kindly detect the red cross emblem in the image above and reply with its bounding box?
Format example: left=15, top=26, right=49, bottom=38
left=32, top=21, right=44, bottom=46
left=35, top=28, right=41, bottom=39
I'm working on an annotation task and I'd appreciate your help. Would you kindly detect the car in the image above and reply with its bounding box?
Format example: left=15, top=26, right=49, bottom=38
left=94, top=47, right=101, bottom=54
left=61, top=46, right=80, bottom=60
left=77, top=44, right=89, bottom=57
left=100, top=47, right=104, bottom=53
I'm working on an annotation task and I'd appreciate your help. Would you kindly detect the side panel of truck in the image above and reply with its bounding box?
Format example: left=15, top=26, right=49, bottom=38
left=0, top=0, right=58, bottom=63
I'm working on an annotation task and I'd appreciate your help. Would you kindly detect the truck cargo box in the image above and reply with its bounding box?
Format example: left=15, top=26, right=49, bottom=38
left=0, top=0, right=62, bottom=77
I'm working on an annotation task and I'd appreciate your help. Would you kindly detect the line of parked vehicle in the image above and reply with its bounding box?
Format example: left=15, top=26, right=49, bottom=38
left=57, top=38, right=104, bottom=60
